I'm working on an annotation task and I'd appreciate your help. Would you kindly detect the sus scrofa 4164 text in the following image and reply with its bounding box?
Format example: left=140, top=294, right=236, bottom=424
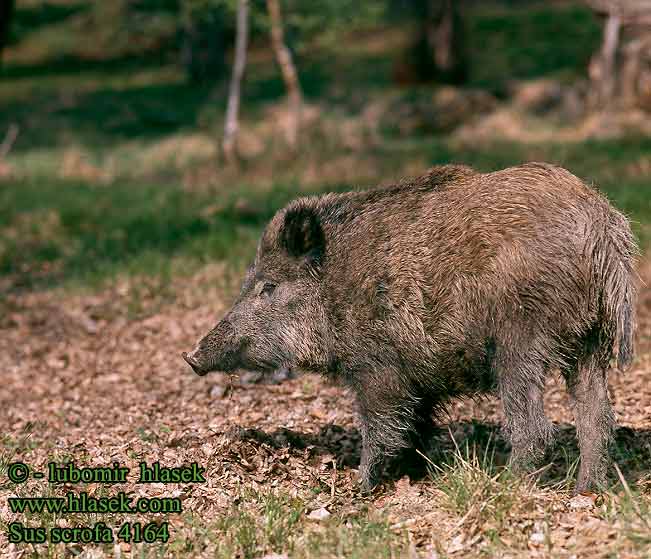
left=8, top=521, right=169, bottom=544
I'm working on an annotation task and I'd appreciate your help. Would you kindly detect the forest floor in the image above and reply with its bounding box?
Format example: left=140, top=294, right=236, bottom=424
left=1, top=255, right=650, bottom=559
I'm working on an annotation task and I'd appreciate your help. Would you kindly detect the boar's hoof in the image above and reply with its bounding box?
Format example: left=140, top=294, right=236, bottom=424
left=357, top=475, right=379, bottom=495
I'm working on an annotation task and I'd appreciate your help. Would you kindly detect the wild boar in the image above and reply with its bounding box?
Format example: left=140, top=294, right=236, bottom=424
left=182, top=163, right=637, bottom=493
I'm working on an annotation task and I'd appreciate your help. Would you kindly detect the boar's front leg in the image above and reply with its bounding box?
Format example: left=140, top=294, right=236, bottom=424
left=356, top=384, right=416, bottom=492
left=358, top=419, right=385, bottom=492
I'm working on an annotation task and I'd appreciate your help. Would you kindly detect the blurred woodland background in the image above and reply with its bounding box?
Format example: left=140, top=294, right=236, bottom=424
left=1, top=0, right=651, bottom=294
left=2, top=2, right=651, bottom=558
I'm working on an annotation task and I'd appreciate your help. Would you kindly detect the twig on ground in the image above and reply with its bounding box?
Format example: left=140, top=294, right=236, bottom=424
left=527, top=462, right=553, bottom=479
left=613, top=461, right=649, bottom=527
left=390, top=510, right=439, bottom=531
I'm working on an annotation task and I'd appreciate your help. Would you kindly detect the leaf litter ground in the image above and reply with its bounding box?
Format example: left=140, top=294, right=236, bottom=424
left=1, top=260, right=651, bottom=558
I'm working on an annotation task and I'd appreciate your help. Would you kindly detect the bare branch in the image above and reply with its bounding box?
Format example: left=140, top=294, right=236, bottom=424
left=223, top=0, right=250, bottom=163
left=589, top=11, right=622, bottom=108
left=266, top=0, right=303, bottom=149
left=0, top=123, right=18, bottom=159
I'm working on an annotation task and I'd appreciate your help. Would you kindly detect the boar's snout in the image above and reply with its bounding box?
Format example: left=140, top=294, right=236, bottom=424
left=181, top=351, right=205, bottom=376
left=181, top=319, right=241, bottom=376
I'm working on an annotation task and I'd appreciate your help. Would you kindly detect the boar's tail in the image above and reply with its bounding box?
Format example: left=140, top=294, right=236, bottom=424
left=594, top=209, right=638, bottom=371
left=612, top=278, right=635, bottom=371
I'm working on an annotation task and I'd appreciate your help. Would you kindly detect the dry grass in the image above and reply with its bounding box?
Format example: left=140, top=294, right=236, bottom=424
left=453, top=107, right=651, bottom=146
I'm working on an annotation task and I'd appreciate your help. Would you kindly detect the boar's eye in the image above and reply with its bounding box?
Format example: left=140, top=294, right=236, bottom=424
left=260, top=282, right=277, bottom=298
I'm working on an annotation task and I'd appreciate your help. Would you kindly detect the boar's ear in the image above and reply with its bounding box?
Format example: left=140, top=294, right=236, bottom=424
left=280, top=206, right=325, bottom=269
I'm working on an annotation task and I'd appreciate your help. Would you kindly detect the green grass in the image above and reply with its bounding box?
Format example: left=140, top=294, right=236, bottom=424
left=0, top=179, right=302, bottom=291
left=0, top=138, right=648, bottom=297
left=201, top=490, right=407, bottom=559
left=2, top=136, right=649, bottom=296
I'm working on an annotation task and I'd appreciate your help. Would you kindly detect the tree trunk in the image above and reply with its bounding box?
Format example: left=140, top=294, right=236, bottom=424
left=589, top=11, right=622, bottom=108
left=396, top=0, right=467, bottom=84
left=429, top=0, right=467, bottom=83
left=620, top=37, right=643, bottom=106
left=430, top=0, right=454, bottom=73
left=585, top=1, right=651, bottom=110
left=266, top=0, right=302, bottom=149
left=223, top=0, right=249, bottom=163
left=0, top=0, right=15, bottom=65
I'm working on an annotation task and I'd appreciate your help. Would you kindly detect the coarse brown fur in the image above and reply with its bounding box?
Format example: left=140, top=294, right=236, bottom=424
left=183, top=162, right=638, bottom=493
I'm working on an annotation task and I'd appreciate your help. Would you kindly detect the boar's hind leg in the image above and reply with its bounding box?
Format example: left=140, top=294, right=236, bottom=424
left=564, top=351, right=614, bottom=493
left=498, top=351, right=554, bottom=473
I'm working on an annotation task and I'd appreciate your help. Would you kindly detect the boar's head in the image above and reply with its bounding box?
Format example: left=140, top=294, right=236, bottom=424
left=182, top=203, right=330, bottom=376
